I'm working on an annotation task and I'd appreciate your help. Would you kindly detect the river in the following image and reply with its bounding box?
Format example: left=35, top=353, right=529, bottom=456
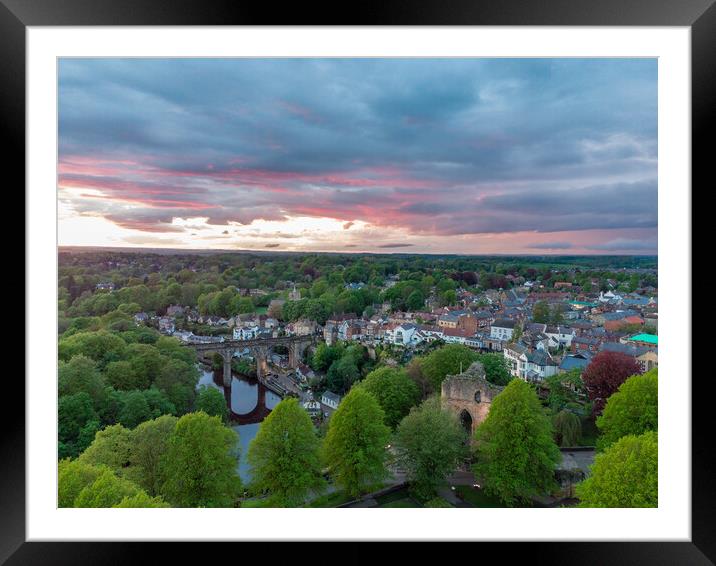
left=196, top=365, right=281, bottom=483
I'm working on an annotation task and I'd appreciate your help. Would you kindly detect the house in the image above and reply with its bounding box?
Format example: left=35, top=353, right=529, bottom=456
left=157, top=317, right=175, bottom=334
left=287, top=319, right=317, bottom=336
left=545, top=325, right=576, bottom=348
left=504, top=343, right=529, bottom=378
left=559, top=352, right=592, bottom=373
left=627, top=333, right=658, bottom=349
left=233, top=325, right=261, bottom=340
left=95, top=282, right=115, bottom=291
left=604, top=315, right=644, bottom=332
left=166, top=305, right=185, bottom=317
left=441, top=327, right=475, bottom=345
left=296, top=363, right=315, bottom=382
left=571, top=336, right=601, bottom=353
left=490, top=319, right=516, bottom=341
left=523, top=349, right=558, bottom=381
left=134, top=312, right=149, bottom=323
left=387, top=323, right=424, bottom=347
left=321, top=391, right=342, bottom=412
left=302, top=400, right=322, bottom=417
left=636, top=349, right=658, bottom=372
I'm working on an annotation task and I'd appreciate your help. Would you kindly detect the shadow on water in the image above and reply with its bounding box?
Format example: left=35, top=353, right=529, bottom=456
left=197, top=365, right=281, bottom=483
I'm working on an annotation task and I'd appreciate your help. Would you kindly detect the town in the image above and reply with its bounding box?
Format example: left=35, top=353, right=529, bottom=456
left=58, top=249, right=658, bottom=509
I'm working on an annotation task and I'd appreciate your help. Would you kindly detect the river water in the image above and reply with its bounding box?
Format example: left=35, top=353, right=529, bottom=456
left=196, top=366, right=281, bottom=483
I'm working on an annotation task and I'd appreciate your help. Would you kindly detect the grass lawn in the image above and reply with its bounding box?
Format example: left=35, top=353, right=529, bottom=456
left=454, top=486, right=508, bottom=508
left=304, top=491, right=354, bottom=508
left=254, top=306, right=268, bottom=315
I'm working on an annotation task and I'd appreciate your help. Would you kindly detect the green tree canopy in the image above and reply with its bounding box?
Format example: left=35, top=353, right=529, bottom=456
left=247, top=398, right=325, bottom=506
left=596, top=368, right=657, bottom=451
left=58, top=355, right=107, bottom=406
left=113, top=492, right=171, bottom=508
left=74, top=468, right=145, bottom=508
left=79, top=423, right=133, bottom=473
left=126, top=415, right=178, bottom=496
left=552, top=409, right=582, bottom=447
left=59, top=392, right=98, bottom=459
left=419, top=344, right=479, bottom=391
left=576, top=431, right=658, bottom=507
left=104, top=360, right=142, bottom=391
left=473, top=379, right=561, bottom=506
left=195, top=386, right=228, bottom=421
left=358, top=366, right=420, bottom=429
left=58, top=458, right=105, bottom=507
left=323, top=388, right=391, bottom=498
left=159, top=412, right=242, bottom=507
left=476, top=353, right=512, bottom=386
left=394, top=397, right=467, bottom=502
left=118, top=390, right=152, bottom=429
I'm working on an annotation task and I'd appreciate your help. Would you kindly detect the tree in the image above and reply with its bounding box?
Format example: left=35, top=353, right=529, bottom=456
left=311, top=343, right=343, bottom=372
left=113, top=492, right=171, bottom=508
left=126, top=343, right=165, bottom=388
left=58, top=330, right=127, bottom=368
left=359, top=367, right=420, bottom=429
left=154, top=358, right=200, bottom=415
left=394, top=397, right=467, bottom=502
left=323, top=388, right=391, bottom=498
left=576, top=431, right=658, bottom=507
left=195, top=386, right=228, bottom=421
left=58, top=355, right=107, bottom=406
left=472, top=379, right=561, bottom=506
left=128, top=415, right=178, bottom=496
left=532, top=301, right=550, bottom=324
left=476, top=353, right=512, bottom=386
left=406, top=289, right=425, bottom=310
left=582, top=351, right=641, bottom=415
left=118, top=390, right=152, bottom=429
left=247, top=398, right=325, bottom=506
left=59, top=392, right=98, bottom=458
left=596, top=368, right=657, bottom=451
left=544, top=369, right=583, bottom=413
left=58, top=458, right=105, bottom=507
left=326, top=356, right=360, bottom=394
left=160, top=412, right=242, bottom=507
left=79, top=423, right=133, bottom=473
left=74, top=468, right=145, bottom=508
left=104, top=360, right=142, bottom=391
left=552, top=410, right=582, bottom=447
left=405, top=357, right=433, bottom=399
left=419, top=344, right=478, bottom=391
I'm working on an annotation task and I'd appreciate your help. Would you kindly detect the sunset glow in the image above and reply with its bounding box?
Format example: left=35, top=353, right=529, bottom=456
left=58, top=58, right=657, bottom=254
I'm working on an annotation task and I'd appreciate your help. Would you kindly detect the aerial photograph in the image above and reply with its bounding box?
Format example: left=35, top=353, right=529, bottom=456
left=57, top=58, right=658, bottom=509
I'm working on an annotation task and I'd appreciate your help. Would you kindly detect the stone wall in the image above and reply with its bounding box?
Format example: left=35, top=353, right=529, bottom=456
left=441, top=361, right=505, bottom=436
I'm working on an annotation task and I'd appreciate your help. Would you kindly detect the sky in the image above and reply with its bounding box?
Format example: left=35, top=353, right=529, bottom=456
left=58, top=58, right=657, bottom=255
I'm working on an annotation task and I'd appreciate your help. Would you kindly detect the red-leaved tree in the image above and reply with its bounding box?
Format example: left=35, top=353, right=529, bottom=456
left=582, top=351, right=642, bottom=416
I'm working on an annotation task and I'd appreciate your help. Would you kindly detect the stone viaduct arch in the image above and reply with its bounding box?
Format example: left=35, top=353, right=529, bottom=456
left=185, top=335, right=314, bottom=388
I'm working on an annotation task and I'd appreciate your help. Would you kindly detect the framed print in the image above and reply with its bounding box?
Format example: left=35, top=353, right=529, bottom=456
left=6, top=0, right=712, bottom=563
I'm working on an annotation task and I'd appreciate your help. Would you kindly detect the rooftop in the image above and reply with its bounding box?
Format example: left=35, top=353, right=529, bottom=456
left=628, top=333, right=658, bottom=345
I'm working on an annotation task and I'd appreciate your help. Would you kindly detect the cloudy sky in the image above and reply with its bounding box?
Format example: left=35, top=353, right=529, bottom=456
left=58, top=58, right=657, bottom=254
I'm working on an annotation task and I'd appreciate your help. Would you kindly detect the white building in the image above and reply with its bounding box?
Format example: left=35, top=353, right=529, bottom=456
left=490, top=319, right=516, bottom=341
left=233, top=325, right=261, bottom=340
left=321, top=391, right=341, bottom=410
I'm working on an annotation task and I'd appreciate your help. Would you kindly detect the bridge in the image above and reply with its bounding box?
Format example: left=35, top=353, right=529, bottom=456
left=184, top=334, right=315, bottom=388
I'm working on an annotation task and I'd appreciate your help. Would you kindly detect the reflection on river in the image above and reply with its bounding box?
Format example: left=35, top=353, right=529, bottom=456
left=196, top=365, right=281, bottom=482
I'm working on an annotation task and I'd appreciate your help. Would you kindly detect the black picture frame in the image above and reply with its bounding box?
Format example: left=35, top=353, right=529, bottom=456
left=5, top=0, right=710, bottom=563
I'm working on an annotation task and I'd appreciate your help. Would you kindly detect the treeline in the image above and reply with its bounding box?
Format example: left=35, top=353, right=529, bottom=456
left=59, top=251, right=657, bottom=324
left=57, top=308, right=211, bottom=458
